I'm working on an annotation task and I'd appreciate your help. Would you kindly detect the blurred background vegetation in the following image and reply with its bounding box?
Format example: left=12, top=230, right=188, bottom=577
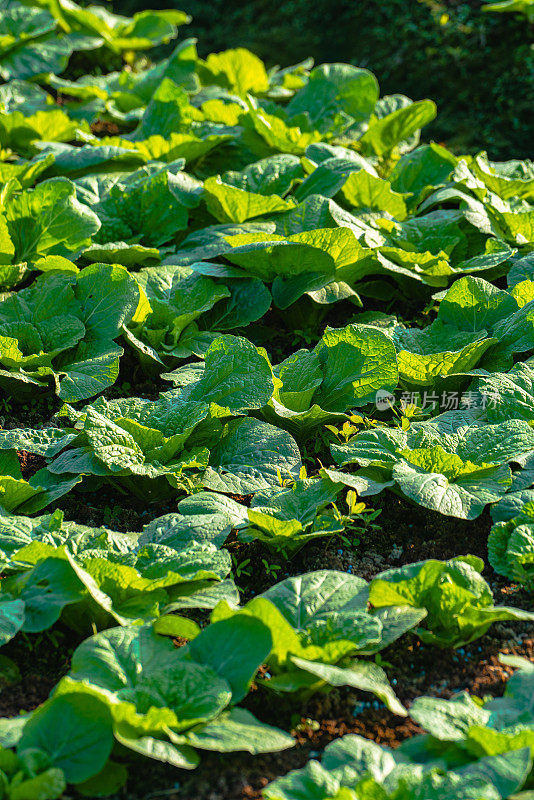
left=112, top=0, right=533, bottom=160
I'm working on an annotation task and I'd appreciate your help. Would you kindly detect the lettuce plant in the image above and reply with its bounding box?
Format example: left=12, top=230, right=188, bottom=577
left=0, top=746, right=66, bottom=800
left=488, top=492, right=534, bottom=589
left=369, top=556, right=534, bottom=647
left=331, top=414, right=534, bottom=518
left=243, top=476, right=345, bottom=553
left=89, top=161, right=203, bottom=249
left=0, top=177, right=101, bottom=289
left=406, top=654, right=534, bottom=772
left=0, top=448, right=80, bottom=515
left=0, top=508, right=235, bottom=643
left=261, top=322, right=398, bottom=436
left=0, top=619, right=294, bottom=779
left=0, top=263, right=141, bottom=401
left=211, top=569, right=425, bottom=714
left=8, top=403, right=301, bottom=503
left=124, top=264, right=270, bottom=367
left=162, top=325, right=399, bottom=438
left=0, top=333, right=302, bottom=502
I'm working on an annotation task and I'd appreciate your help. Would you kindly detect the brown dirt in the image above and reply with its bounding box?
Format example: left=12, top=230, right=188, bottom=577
left=0, top=632, right=74, bottom=718
left=17, top=450, right=46, bottom=480
left=90, top=119, right=121, bottom=137
left=227, top=494, right=254, bottom=506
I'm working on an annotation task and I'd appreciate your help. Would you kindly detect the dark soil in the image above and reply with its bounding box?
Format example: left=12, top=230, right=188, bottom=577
left=104, top=344, right=170, bottom=402
left=17, top=450, right=47, bottom=480
left=55, top=483, right=178, bottom=533
left=0, top=630, right=75, bottom=718
left=90, top=119, right=122, bottom=137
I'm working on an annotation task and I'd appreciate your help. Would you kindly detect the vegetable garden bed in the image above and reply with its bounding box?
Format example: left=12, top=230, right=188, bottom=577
left=0, top=2, right=533, bottom=799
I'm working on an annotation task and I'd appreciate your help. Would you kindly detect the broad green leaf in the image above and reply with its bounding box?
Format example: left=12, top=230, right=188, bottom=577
left=478, top=362, right=534, bottom=423
left=6, top=178, right=100, bottom=264
left=69, top=625, right=232, bottom=733
left=204, top=417, right=302, bottom=494
left=202, top=48, right=269, bottom=96
left=360, top=99, right=437, bottom=157
left=185, top=334, right=274, bottom=411
left=370, top=556, right=534, bottom=647
left=313, top=324, right=398, bottom=411
left=409, top=692, right=490, bottom=741
left=187, top=614, right=272, bottom=702
left=114, top=728, right=199, bottom=768
left=204, top=176, right=295, bottom=224
left=390, top=143, right=458, bottom=198
left=223, top=154, right=303, bottom=197
left=3, top=555, right=86, bottom=632
left=290, top=657, right=406, bottom=716
left=0, top=108, right=80, bottom=154
left=287, top=64, right=379, bottom=128
left=437, top=275, right=518, bottom=333
left=8, top=768, right=66, bottom=800
left=0, top=596, right=25, bottom=646
left=248, top=108, right=322, bottom=155
left=75, top=760, right=128, bottom=798
left=0, top=7, right=73, bottom=81
left=35, top=141, right=145, bottom=178
left=18, top=689, right=113, bottom=784
left=341, top=171, right=408, bottom=220
left=184, top=708, right=294, bottom=753
left=394, top=446, right=511, bottom=519
left=263, top=759, right=342, bottom=800
left=260, top=570, right=369, bottom=629
left=394, top=321, right=496, bottom=388
left=94, top=166, right=201, bottom=248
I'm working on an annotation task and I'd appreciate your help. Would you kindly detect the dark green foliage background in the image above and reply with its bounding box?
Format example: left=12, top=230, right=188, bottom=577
left=112, top=0, right=533, bottom=160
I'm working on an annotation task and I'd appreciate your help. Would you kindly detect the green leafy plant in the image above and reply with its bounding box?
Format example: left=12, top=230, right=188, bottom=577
left=488, top=492, right=534, bottom=589
left=264, top=656, right=534, bottom=799
left=0, top=1, right=534, bottom=792
left=330, top=412, right=534, bottom=519
left=369, top=556, right=534, bottom=647
left=0, top=619, right=294, bottom=782
left=0, top=508, right=236, bottom=642
left=0, top=264, right=140, bottom=401
left=211, top=569, right=425, bottom=714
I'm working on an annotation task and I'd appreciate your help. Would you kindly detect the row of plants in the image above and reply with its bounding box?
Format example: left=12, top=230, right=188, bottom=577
left=0, top=0, right=532, bottom=797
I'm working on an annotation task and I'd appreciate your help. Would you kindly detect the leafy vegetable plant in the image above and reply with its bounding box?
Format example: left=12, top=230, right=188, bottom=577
left=211, top=570, right=425, bottom=714
left=0, top=264, right=140, bottom=401
left=264, top=657, right=534, bottom=800
left=1, top=0, right=534, bottom=793
left=369, top=556, right=534, bottom=647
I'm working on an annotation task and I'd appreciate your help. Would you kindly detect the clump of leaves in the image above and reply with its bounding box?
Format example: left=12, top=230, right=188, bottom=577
left=369, top=555, right=534, bottom=647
